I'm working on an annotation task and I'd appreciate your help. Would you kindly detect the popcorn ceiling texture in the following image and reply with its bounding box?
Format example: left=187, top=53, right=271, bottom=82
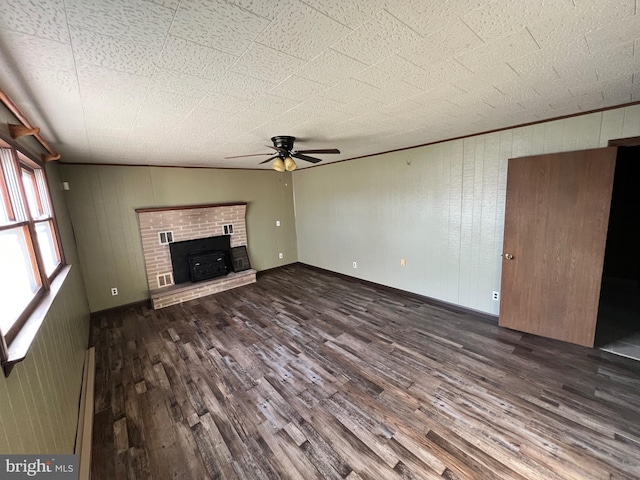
left=2, top=0, right=637, bottom=168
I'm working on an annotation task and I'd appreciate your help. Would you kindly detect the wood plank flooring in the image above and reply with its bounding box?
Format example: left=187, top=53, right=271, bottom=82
left=90, top=264, right=640, bottom=479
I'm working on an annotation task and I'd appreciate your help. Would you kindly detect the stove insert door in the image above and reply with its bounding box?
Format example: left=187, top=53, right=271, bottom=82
left=187, top=251, right=227, bottom=282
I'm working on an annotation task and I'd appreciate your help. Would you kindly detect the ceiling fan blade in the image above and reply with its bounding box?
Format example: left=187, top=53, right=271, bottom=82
left=259, top=155, right=279, bottom=165
left=294, top=148, right=341, bottom=154
left=225, top=152, right=273, bottom=159
left=291, top=152, right=322, bottom=163
left=266, top=145, right=287, bottom=153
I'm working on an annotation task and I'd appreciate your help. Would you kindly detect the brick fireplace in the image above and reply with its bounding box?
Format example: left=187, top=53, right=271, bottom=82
left=136, top=203, right=256, bottom=309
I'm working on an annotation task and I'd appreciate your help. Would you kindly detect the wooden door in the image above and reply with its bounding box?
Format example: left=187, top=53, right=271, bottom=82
left=499, top=148, right=617, bottom=347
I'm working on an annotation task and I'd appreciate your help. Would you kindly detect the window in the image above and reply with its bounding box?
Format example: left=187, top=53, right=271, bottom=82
left=0, top=147, right=63, bottom=347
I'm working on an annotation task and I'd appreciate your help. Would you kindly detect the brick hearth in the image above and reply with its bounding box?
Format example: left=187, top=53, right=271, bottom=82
left=150, top=269, right=256, bottom=309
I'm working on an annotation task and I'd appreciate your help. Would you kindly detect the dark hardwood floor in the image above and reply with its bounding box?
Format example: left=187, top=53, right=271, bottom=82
left=90, top=264, right=640, bottom=479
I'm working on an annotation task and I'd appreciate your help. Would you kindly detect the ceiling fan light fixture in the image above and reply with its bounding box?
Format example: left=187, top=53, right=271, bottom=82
left=284, top=156, right=297, bottom=171
left=227, top=135, right=341, bottom=167
left=272, top=157, right=285, bottom=172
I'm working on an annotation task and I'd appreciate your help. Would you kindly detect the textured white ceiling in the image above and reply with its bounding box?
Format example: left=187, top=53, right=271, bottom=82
left=0, top=0, right=638, bottom=169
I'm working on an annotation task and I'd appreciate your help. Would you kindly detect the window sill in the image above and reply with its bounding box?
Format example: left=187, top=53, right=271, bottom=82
left=2, top=264, right=72, bottom=376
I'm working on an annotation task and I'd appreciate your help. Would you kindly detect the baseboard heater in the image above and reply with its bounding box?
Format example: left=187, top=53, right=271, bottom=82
left=75, top=347, right=95, bottom=480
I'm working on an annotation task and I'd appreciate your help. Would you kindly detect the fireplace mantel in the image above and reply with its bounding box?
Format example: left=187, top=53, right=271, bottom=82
left=135, top=202, right=247, bottom=214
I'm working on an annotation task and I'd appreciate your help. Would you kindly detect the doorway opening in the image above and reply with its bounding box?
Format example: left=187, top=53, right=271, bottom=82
left=595, top=145, right=640, bottom=359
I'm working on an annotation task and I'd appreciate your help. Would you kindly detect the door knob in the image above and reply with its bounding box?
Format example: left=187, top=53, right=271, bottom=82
left=502, top=253, right=514, bottom=260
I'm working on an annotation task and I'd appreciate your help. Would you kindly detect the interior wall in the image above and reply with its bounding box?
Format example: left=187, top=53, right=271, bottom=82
left=293, top=105, right=640, bottom=315
left=60, top=165, right=297, bottom=312
left=0, top=161, right=91, bottom=454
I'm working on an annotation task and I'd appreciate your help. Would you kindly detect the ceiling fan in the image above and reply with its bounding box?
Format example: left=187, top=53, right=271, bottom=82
left=225, top=136, right=341, bottom=171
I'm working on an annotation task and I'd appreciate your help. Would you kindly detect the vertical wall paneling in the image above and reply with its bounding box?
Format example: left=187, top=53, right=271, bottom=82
left=0, top=160, right=91, bottom=454
left=0, top=379, right=23, bottom=452
left=71, top=167, right=113, bottom=304
left=559, top=117, right=579, bottom=152
left=448, top=141, right=464, bottom=304
left=294, top=104, right=640, bottom=315
left=493, top=131, right=512, bottom=297
left=458, top=137, right=475, bottom=306
left=479, top=133, right=500, bottom=312
left=31, top=341, right=60, bottom=451
left=621, top=106, right=640, bottom=138
left=469, top=135, right=485, bottom=309
left=276, top=176, right=298, bottom=264
left=543, top=119, right=564, bottom=153
left=511, top=125, right=533, bottom=158
left=575, top=113, right=603, bottom=149
left=600, top=109, right=625, bottom=146
left=62, top=165, right=298, bottom=312
left=17, top=364, right=48, bottom=452
left=0, top=381, right=22, bottom=451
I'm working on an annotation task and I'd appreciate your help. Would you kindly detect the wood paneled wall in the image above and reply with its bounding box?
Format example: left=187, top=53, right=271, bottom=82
left=293, top=105, right=640, bottom=315
left=0, top=268, right=89, bottom=453
left=0, top=162, right=91, bottom=454
left=60, top=165, right=297, bottom=312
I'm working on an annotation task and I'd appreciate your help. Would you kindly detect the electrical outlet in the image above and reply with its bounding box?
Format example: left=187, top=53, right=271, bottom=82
left=400, top=258, right=406, bottom=267
left=492, top=291, right=499, bottom=301
left=279, top=253, right=284, bottom=259
left=353, top=261, right=357, bottom=268
left=111, top=287, right=118, bottom=296
left=276, top=220, right=281, bottom=227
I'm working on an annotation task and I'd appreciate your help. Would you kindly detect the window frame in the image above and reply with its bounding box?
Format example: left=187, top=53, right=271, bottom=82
left=21, top=165, right=45, bottom=218
left=0, top=145, right=65, bottom=353
left=0, top=163, right=15, bottom=221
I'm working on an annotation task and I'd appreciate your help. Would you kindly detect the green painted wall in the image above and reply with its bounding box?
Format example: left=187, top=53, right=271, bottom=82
left=60, top=165, right=297, bottom=312
left=0, top=161, right=91, bottom=454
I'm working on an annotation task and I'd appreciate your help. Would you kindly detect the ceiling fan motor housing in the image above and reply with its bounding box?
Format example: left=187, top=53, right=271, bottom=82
left=271, top=136, right=295, bottom=151
left=225, top=136, right=338, bottom=165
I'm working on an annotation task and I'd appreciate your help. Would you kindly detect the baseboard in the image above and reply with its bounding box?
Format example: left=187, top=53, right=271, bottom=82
left=90, top=299, right=151, bottom=319
left=91, top=264, right=498, bottom=324
left=256, top=262, right=301, bottom=278
left=89, top=267, right=297, bottom=316
left=297, top=263, right=499, bottom=323
left=89, top=265, right=302, bottom=316
left=75, top=347, right=95, bottom=480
